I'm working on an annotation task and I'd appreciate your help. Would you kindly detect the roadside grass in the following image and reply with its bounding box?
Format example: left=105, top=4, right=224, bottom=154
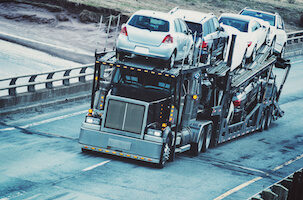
left=68, top=0, right=303, bottom=30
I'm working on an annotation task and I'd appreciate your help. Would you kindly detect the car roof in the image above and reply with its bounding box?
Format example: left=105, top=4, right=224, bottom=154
left=220, top=13, right=255, bottom=22
left=132, top=10, right=176, bottom=21
left=241, top=8, right=276, bottom=17
left=170, top=9, right=213, bottom=24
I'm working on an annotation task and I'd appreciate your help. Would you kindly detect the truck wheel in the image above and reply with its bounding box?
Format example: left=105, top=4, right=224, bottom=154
left=202, top=125, right=212, bottom=152
left=157, top=136, right=172, bottom=168
left=259, top=111, right=266, bottom=132
left=190, top=129, right=204, bottom=156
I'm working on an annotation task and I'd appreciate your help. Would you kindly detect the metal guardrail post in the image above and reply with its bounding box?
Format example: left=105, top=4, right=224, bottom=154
left=63, top=70, right=71, bottom=86
left=46, top=72, right=55, bottom=89
left=28, top=75, right=37, bottom=92
left=79, top=66, right=87, bottom=82
left=8, top=78, right=17, bottom=96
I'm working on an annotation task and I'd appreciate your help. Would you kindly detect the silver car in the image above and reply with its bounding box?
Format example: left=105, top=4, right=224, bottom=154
left=116, top=10, right=194, bottom=68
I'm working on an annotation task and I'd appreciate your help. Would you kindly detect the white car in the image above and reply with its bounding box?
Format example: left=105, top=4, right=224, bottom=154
left=116, top=10, right=194, bottom=69
left=219, top=13, right=268, bottom=63
left=239, top=8, right=287, bottom=57
left=221, top=25, right=248, bottom=72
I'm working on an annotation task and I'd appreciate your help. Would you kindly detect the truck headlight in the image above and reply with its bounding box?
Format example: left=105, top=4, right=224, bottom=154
left=85, top=116, right=101, bottom=125
left=147, top=129, right=162, bottom=137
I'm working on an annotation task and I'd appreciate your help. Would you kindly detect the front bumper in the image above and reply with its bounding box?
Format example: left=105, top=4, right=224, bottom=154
left=79, top=125, right=163, bottom=164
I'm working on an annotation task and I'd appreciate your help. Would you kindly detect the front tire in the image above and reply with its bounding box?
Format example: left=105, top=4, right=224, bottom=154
left=157, top=136, right=172, bottom=168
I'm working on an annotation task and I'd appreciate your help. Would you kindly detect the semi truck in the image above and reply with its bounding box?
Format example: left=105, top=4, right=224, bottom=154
left=79, top=35, right=291, bottom=168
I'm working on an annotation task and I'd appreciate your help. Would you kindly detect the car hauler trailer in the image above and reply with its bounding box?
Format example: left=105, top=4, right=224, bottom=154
left=79, top=35, right=291, bottom=168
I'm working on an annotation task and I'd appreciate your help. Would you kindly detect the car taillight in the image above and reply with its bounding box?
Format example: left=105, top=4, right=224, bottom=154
left=233, top=100, right=241, bottom=107
left=162, top=34, right=173, bottom=44
left=200, top=41, right=208, bottom=50
left=121, top=26, right=128, bottom=36
left=247, top=41, right=252, bottom=47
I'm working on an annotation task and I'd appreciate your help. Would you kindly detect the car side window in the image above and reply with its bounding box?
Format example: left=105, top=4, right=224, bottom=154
left=203, top=20, right=210, bottom=36
left=174, top=19, right=181, bottom=33
left=277, top=16, right=283, bottom=30
left=209, top=19, right=216, bottom=33
left=212, top=17, right=220, bottom=31
left=179, top=19, right=188, bottom=34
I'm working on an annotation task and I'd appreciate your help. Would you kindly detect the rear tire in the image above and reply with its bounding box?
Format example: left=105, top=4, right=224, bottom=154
left=190, top=129, right=204, bottom=156
left=116, top=50, right=126, bottom=61
left=166, top=52, right=176, bottom=69
left=202, top=125, right=212, bottom=152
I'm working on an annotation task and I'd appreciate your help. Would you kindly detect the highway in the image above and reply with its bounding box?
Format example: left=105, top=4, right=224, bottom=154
left=0, top=56, right=302, bottom=200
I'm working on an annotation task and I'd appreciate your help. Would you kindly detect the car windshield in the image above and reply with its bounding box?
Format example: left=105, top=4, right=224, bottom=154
left=241, top=10, right=275, bottom=26
left=185, top=21, right=202, bottom=37
left=219, top=17, right=249, bottom=32
left=128, top=15, right=169, bottom=32
left=112, top=67, right=174, bottom=94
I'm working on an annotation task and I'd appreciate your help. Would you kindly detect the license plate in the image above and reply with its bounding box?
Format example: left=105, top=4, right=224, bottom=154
left=134, top=46, right=149, bottom=54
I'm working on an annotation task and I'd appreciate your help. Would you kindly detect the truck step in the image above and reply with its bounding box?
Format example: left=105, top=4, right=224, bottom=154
left=175, top=144, right=191, bottom=153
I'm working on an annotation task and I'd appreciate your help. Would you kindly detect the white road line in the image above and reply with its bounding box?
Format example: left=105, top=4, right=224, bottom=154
left=213, top=177, right=263, bottom=200
left=23, top=194, right=41, bottom=200
left=0, top=110, right=86, bottom=132
left=82, top=160, right=111, bottom=172
left=273, top=153, right=303, bottom=171
left=291, top=60, right=303, bottom=65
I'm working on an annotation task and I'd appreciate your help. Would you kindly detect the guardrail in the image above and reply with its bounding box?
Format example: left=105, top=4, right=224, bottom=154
left=287, top=30, right=303, bottom=45
left=0, top=64, right=94, bottom=97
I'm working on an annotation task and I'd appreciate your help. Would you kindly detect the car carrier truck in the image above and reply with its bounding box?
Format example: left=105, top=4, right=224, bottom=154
left=79, top=35, right=291, bottom=168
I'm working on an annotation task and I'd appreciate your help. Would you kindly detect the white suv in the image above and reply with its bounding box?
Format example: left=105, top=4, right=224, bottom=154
left=239, top=8, right=287, bottom=58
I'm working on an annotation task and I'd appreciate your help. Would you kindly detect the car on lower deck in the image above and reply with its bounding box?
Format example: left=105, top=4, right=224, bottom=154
left=219, top=13, right=268, bottom=63
left=116, top=10, right=194, bottom=69
left=169, top=8, right=229, bottom=65
left=239, top=8, right=287, bottom=58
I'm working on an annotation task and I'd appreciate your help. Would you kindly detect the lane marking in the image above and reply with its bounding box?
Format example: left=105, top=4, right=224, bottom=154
left=290, top=59, right=303, bottom=65
left=0, top=110, right=86, bottom=132
left=213, top=177, right=263, bottom=200
left=272, top=153, right=303, bottom=171
left=82, top=160, right=111, bottom=172
left=23, top=194, right=41, bottom=200
left=213, top=153, right=303, bottom=199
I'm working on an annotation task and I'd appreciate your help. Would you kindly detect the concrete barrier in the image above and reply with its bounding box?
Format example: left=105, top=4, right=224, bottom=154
left=249, top=168, right=303, bottom=200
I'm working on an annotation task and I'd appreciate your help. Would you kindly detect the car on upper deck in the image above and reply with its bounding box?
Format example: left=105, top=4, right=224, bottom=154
left=169, top=8, right=229, bottom=65
left=219, top=13, right=268, bottom=63
left=239, top=7, right=287, bottom=58
left=116, top=10, right=194, bottom=69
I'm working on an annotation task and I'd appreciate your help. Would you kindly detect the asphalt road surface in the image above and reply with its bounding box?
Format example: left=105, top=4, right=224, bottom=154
left=0, top=56, right=302, bottom=200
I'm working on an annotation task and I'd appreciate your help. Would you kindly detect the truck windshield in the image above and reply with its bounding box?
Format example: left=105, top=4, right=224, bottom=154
left=111, top=67, right=175, bottom=94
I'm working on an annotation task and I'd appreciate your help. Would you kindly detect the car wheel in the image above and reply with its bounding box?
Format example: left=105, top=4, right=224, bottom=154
left=250, top=46, right=257, bottom=63
left=167, top=52, right=176, bottom=69
left=185, top=45, right=194, bottom=65
left=116, top=50, right=125, bottom=61
left=270, top=38, right=276, bottom=55
left=279, top=45, right=285, bottom=59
